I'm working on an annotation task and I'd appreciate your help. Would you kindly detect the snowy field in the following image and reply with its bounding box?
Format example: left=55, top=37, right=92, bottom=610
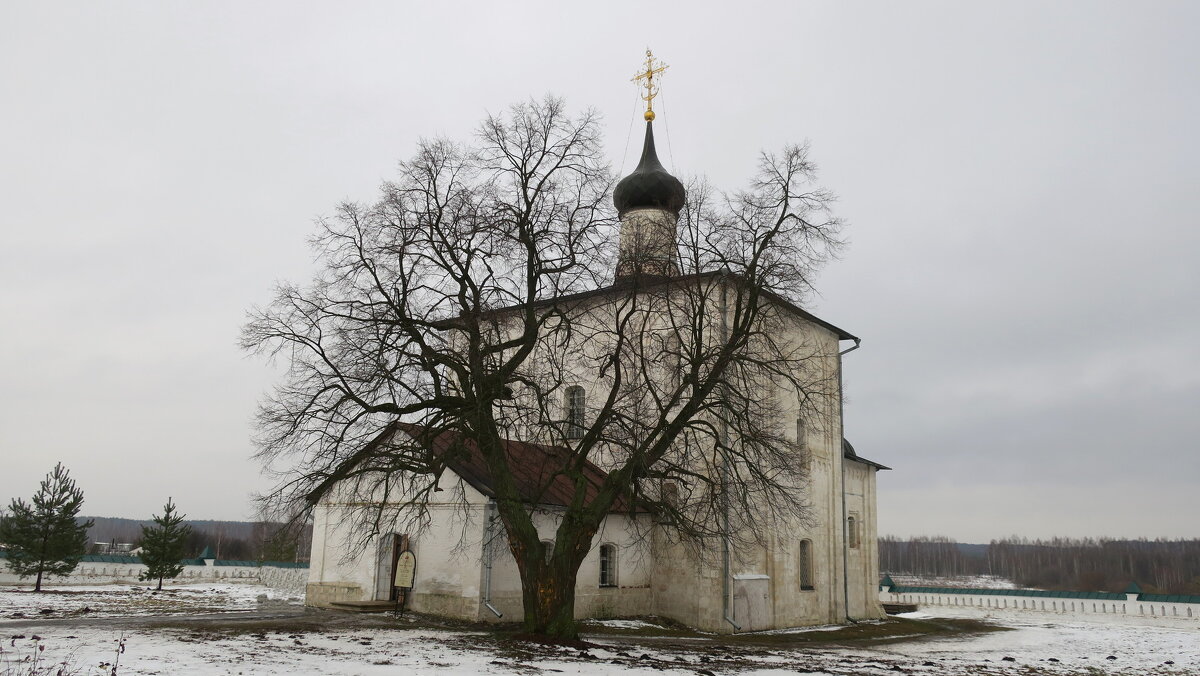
left=1, top=583, right=1196, bottom=675
left=887, top=574, right=1018, bottom=589
left=0, top=583, right=303, bottom=620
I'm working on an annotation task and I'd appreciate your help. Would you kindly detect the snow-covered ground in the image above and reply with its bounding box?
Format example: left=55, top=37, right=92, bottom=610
left=1, top=583, right=1196, bottom=675
left=887, top=574, right=1019, bottom=589
left=844, top=610, right=1198, bottom=673
left=0, top=582, right=302, bottom=620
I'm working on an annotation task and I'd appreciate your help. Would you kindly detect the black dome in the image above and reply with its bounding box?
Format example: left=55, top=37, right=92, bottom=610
left=613, top=121, right=685, bottom=217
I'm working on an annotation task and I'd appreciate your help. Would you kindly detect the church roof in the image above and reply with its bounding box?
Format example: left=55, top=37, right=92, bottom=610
left=435, top=271, right=858, bottom=342
left=390, top=423, right=638, bottom=512
left=613, top=121, right=686, bottom=217
left=843, top=438, right=890, bottom=471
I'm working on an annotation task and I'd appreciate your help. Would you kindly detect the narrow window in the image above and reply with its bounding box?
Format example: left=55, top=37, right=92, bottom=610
left=661, top=481, right=679, bottom=508
left=565, top=386, right=586, bottom=439
left=599, top=544, right=617, bottom=587
left=796, top=418, right=810, bottom=467
left=847, top=516, right=859, bottom=549
left=665, top=332, right=684, bottom=389
left=798, top=539, right=814, bottom=590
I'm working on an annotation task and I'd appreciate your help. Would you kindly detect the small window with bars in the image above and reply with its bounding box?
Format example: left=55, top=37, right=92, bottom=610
left=599, top=544, right=617, bottom=587
left=799, top=539, right=814, bottom=590
left=565, top=386, right=586, bottom=439
left=796, top=418, right=811, bottom=468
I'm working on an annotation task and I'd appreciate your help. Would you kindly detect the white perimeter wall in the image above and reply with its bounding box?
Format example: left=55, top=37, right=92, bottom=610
left=0, top=559, right=308, bottom=593
left=882, top=588, right=1200, bottom=627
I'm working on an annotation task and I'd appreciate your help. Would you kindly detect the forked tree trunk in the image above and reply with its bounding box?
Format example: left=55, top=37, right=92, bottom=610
left=519, top=560, right=580, bottom=640
left=503, top=512, right=597, bottom=642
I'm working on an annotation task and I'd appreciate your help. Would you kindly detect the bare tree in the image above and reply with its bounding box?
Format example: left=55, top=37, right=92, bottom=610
left=242, top=97, right=844, bottom=639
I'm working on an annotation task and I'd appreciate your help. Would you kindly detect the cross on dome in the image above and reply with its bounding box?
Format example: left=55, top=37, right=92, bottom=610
left=631, top=48, right=669, bottom=121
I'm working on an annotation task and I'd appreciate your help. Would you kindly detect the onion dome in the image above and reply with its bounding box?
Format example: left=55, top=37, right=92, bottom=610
left=613, top=121, right=685, bottom=217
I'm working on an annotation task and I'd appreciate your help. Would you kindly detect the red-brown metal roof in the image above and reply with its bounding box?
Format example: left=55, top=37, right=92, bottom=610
left=391, top=423, right=634, bottom=511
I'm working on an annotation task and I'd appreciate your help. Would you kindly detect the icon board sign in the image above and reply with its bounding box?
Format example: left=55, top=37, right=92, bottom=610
left=394, top=550, right=416, bottom=589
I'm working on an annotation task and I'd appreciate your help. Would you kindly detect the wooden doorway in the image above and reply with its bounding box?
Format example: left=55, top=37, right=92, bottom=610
left=375, top=533, right=408, bottom=601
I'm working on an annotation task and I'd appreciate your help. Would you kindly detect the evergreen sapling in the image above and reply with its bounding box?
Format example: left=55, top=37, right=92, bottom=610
left=0, top=463, right=93, bottom=591
left=138, top=498, right=192, bottom=590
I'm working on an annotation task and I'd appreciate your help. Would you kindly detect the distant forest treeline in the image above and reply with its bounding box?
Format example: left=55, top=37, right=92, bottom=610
left=880, top=535, right=1200, bottom=595
left=84, top=516, right=311, bottom=563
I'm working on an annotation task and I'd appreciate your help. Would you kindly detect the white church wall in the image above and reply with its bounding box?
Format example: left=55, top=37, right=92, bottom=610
left=639, top=307, right=883, bottom=632
left=650, top=530, right=723, bottom=630
left=306, top=468, right=490, bottom=610
left=843, top=459, right=885, bottom=620
left=768, top=529, right=835, bottom=628
left=306, top=463, right=655, bottom=622
left=574, top=513, right=654, bottom=619
left=478, top=509, right=654, bottom=621
left=405, top=502, right=488, bottom=619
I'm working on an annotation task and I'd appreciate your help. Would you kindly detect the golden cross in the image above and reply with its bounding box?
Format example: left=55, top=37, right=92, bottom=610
left=631, top=48, right=668, bottom=121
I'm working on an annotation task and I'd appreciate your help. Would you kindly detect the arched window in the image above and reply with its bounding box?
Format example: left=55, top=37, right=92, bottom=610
left=798, top=539, right=814, bottom=590
left=847, top=515, right=859, bottom=549
left=565, top=386, right=586, bottom=439
left=541, top=540, right=554, bottom=565
left=599, top=544, right=617, bottom=587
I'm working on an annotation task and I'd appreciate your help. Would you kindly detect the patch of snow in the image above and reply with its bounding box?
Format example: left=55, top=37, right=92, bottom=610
left=888, top=574, right=1019, bottom=589
left=0, top=582, right=303, bottom=621
left=585, top=618, right=662, bottom=629
left=845, top=606, right=1200, bottom=674
left=755, top=623, right=845, bottom=634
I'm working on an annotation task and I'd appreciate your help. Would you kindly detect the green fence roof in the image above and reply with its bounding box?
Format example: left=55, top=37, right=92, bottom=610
left=884, top=584, right=1126, bottom=601
left=1, top=550, right=307, bottom=570
left=81, top=554, right=143, bottom=564
left=213, top=559, right=309, bottom=568
left=1140, top=593, right=1200, bottom=604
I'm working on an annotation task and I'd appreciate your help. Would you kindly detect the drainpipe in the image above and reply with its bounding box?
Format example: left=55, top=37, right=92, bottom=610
left=837, top=338, right=861, bottom=623
left=719, top=277, right=742, bottom=631
left=481, top=499, right=503, bottom=618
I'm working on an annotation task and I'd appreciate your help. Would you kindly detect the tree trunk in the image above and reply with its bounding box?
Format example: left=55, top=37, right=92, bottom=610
left=36, top=532, right=48, bottom=592
left=157, top=576, right=164, bottom=592
left=519, top=562, right=580, bottom=640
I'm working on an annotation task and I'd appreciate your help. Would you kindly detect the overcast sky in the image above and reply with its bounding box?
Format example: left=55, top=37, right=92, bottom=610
left=1, top=2, right=1196, bottom=543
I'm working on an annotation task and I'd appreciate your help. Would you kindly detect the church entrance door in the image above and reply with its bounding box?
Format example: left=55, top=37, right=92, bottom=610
left=374, top=534, right=404, bottom=601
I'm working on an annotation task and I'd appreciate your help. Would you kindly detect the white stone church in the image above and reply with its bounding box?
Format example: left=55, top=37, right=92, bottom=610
left=305, top=101, right=888, bottom=632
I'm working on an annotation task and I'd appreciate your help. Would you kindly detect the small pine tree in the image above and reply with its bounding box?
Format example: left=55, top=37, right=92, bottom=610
left=0, top=463, right=93, bottom=591
left=138, top=498, right=192, bottom=591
